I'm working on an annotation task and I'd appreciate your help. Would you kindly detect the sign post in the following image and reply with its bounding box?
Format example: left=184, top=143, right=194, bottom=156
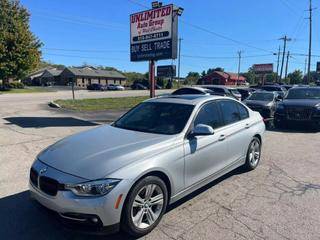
left=130, top=2, right=181, bottom=97
left=149, top=60, right=155, bottom=98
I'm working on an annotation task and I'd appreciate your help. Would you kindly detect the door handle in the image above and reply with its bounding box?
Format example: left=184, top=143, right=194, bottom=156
left=218, top=135, right=226, bottom=141
left=245, top=123, right=251, bottom=129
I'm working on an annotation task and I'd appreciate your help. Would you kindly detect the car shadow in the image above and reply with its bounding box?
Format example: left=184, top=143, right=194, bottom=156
left=3, top=117, right=98, bottom=128
left=166, top=167, right=246, bottom=212
left=0, top=191, right=134, bottom=240
left=266, top=124, right=319, bottom=134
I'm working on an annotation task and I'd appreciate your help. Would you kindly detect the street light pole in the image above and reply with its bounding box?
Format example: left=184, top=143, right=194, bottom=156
left=279, top=35, right=291, bottom=81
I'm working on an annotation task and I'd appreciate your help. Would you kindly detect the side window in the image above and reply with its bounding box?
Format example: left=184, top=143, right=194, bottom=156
left=237, top=103, right=249, bottom=120
left=219, top=100, right=241, bottom=125
left=194, top=102, right=223, bottom=129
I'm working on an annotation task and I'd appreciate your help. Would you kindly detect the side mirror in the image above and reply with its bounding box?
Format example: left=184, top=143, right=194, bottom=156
left=189, top=124, right=214, bottom=138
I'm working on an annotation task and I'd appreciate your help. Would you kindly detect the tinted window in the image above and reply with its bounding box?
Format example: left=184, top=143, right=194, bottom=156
left=113, top=102, right=194, bottom=135
left=286, top=88, right=320, bottom=99
left=237, top=103, right=249, bottom=120
left=219, top=100, right=241, bottom=125
left=248, top=92, right=274, bottom=101
left=172, top=88, right=205, bottom=95
left=194, top=102, right=223, bottom=129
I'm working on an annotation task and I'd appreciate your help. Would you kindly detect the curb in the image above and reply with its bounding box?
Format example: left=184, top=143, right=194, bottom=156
left=48, top=101, right=61, bottom=108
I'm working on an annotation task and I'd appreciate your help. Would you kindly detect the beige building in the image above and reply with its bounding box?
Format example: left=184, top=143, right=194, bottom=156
left=59, top=66, right=127, bottom=88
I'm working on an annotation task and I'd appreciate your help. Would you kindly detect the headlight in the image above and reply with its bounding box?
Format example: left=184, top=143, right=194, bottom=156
left=315, top=103, right=320, bottom=110
left=65, top=179, right=121, bottom=197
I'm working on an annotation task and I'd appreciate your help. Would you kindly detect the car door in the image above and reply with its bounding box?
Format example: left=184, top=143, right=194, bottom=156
left=218, top=100, right=252, bottom=165
left=184, top=101, right=228, bottom=187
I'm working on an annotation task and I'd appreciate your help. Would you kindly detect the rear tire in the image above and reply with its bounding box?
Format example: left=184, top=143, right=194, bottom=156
left=243, top=137, right=261, bottom=171
left=121, top=176, right=168, bottom=237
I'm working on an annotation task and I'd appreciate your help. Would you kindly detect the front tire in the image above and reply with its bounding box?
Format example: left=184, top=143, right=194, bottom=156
left=121, top=176, right=168, bottom=237
left=243, top=137, right=261, bottom=170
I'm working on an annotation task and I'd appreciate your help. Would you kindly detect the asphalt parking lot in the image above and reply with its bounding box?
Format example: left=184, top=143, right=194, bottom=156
left=0, top=90, right=320, bottom=240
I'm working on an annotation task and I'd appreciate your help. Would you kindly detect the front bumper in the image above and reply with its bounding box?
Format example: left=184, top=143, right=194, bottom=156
left=29, top=160, right=131, bottom=233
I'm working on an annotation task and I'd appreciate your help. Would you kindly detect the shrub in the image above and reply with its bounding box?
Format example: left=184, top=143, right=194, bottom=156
left=9, top=82, right=24, bottom=89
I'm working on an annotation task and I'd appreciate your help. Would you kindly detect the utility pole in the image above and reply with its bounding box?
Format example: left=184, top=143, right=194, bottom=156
left=279, top=35, right=291, bottom=81
left=304, top=58, right=307, bottom=76
left=276, top=46, right=281, bottom=82
left=284, top=51, right=290, bottom=80
left=307, top=0, right=314, bottom=84
left=236, top=51, right=242, bottom=86
left=177, top=37, right=183, bottom=88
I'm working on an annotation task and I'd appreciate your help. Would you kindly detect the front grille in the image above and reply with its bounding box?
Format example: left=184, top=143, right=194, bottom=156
left=39, top=176, right=59, bottom=196
left=286, top=107, right=312, bottom=120
left=30, top=168, right=38, bottom=187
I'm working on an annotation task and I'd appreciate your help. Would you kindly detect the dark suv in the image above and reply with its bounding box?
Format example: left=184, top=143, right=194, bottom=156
left=274, top=87, right=320, bottom=129
left=243, top=91, right=280, bottom=123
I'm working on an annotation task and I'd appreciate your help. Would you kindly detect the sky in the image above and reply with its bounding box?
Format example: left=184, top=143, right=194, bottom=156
left=20, top=0, right=320, bottom=77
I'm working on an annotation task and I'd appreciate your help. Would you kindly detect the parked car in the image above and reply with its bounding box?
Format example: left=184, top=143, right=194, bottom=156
left=260, top=85, right=287, bottom=93
left=274, top=86, right=320, bottom=129
left=29, top=95, right=265, bottom=237
left=172, top=87, right=213, bottom=95
left=198, top=85, right=240, bottom=100
left=131, top=83, right=148, bottom=90
left=243, top=91, right=280, bottom=125
left=107, top=84, right=125, bottom=91
left=87, top=83, right=104, bottom=91
left=237, top=88, right=255, bottom=101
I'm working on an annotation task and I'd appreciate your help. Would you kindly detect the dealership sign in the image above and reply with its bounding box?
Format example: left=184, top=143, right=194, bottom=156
left=157, top=65, right=176, bottom=77
left=130, top=4, right=178, bottom=61
left=252, top=64, right=274, bottom=74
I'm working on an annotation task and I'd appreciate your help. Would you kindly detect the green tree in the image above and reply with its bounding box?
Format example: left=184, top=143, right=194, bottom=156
left=265, top=72, right=278, bottom=83
left=184, top=71, right=200, bottom=85
left=242, top=67, right=256, bottom=85
left=0, top=0, right=42, bottom=83
left=287, top=70, right=303, bottom=84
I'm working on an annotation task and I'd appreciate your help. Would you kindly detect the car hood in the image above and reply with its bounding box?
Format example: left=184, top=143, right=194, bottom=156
left=244, top=100, right=272, bottom=107
left=38, top=125, right=176, bottom=180
left=282, top=99, right=320, bottom=107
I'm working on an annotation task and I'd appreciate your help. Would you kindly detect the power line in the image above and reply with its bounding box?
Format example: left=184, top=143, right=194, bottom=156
left=181, top=54, right=273, bottom=59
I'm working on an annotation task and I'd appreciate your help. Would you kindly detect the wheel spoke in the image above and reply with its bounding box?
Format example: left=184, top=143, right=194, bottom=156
left=149, top=194, right=163, bottom=206
left=145, top=184, right=156, bottom=200
left=146, top=208, right=157, bottom=225
left=133, top=209, right=144, bottom=227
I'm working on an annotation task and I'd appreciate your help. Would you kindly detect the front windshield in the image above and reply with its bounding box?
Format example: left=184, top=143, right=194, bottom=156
left=286, top=88, right=320, bottom=99
left=247, top=92, right=274, bottom=101
left=113, top=102, right=194, bottom=135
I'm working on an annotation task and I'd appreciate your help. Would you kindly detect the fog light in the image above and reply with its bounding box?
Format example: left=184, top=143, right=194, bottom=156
left=91, top=217, right=98, bottom=223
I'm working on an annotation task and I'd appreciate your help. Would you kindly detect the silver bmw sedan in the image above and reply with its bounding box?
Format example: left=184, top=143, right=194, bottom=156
left=29, top=94, right=265, bottom=237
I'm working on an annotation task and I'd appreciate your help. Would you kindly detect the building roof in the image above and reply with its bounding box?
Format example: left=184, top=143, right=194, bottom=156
left=41, top=69, right=63, bottom=78
left=210, top=71, right=246, bottom=81
left=27, top=67, right=55, bottom=79
left=66, top=67, right=126, bottom=79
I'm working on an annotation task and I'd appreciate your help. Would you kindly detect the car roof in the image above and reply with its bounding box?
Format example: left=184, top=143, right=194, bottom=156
left=198, top=85, right=228, bottom=89
left=146, top=94, right=231, bottom=105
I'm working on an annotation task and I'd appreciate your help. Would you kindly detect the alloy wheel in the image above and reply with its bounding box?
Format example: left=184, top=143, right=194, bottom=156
left=249, top=139, right=260, bottom=167
left=131, top=184, right=164, bottom=229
